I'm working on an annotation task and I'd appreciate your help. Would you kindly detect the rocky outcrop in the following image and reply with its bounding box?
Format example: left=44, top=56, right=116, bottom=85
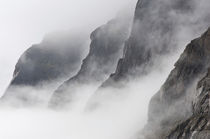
left=143, top=28, right=210, bottom=139
left=49, top=16, right=131, bottom=108
left=96, top=0, right=196, bottom=88
left=86, top=0, right=203, bottom=109
left=167, top=68, right=210, bottom=139
left=1, top=32, right=88, bottom=105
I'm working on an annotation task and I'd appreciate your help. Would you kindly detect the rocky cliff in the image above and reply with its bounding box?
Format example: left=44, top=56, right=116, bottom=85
left=86, top=0, right=204, bottom=109
left=167, top=68, right=210, bottom=138
left=49, top=16, right=131, bottom=108
left=95, top=0, right=196, bottom=88
left=143, top=28, right=210, bottom=139
left=1, top=32, right=88, bottom=105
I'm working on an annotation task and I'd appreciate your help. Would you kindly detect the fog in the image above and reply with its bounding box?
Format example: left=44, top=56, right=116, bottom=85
left=0, top=0, right=148, bottom=139
left=0, top=53, right=176, bottom=139
left=0, top=0, right=210, bottom=139
left=0, top=0, right=136, bottom=95
left=0, top=38, right=180, bottom=139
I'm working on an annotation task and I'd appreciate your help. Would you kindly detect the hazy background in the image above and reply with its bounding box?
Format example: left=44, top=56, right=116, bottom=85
left=0, top=1, right=170, bottom=139
left=1, top=0, right=210, bottom=139
left=0, top=0, right=136, bottom=95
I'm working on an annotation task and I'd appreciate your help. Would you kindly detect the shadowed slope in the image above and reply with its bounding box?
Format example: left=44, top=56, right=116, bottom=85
left=1, top=31, right=89, bottom=106
left=49, top=15, right=131, bottom=108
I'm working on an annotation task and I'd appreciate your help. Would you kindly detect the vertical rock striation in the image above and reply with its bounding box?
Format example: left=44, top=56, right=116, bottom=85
left=144, top=28, right=210, bottom=139
left=167, top=68, right=210, bottom=139
left=97, top=0, right=196, bottom=88
left=87, top=0, right=206, bottom=109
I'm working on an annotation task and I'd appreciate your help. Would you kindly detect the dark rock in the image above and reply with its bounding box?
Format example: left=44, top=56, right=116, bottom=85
left=87, top=0, right=203, bottom=109
left=144, top=28, right=210, bottom=139
left=49, top=16, right=131, bottom=108
left=98, top=0, right=196, bottom=87
left=167, top=68, right=210, bottom=139
left=1, top=31, right=88, bottom=106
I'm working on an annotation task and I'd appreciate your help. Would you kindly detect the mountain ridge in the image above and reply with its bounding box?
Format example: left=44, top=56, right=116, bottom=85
left=49, top=15, right=132, bottom=108
left=143, top=27, right=210, bottom=139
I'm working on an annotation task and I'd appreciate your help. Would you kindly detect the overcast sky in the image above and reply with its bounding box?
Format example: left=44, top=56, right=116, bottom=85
left=0, top=0, right=136, bottom=94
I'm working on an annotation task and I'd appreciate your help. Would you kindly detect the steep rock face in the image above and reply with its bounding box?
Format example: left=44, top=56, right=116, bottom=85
left=2, top=32, right=88, bottom=105
left=167, top=68, right=210, bottom=139
left=49, top=16, right=131, bottom=108
left=87, top=0, right=203, bottom=109
left=97, top=0, right=196, bottom=88
left=144, top=28, right=210, bottom=139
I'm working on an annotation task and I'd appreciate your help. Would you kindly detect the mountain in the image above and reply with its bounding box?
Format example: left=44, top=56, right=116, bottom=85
left=1, top=31, right=88, bottom=106
left=2, top=1, right=210, bottom=137
left=49, top=15, right=132, bottom=108
left=167, top=68, right=210, bottom=138
left=86, top=0, right=204, bottom=108
left=143, top=28, right=210, bottom=139
left=99, top=0, right=197, bottom=87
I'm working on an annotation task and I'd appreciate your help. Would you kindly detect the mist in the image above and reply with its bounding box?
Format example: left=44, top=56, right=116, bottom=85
left=0, top=0, right=136, bottom=95
left=0, top=53, right=176, bottom=139
left=0, top=37, right=180, bottom=139
left=0, top=0, right=210, bottom=139
left=0, top=0, right=144, bottom=139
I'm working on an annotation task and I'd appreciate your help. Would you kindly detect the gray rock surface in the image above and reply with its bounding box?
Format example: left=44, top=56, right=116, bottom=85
left=2, top=31, right=88, bottom=105
left=97, top=0, right=196, bottom=88
left=167, top=68, right=210, bottom=139
left=49, top=16, right=131, bottom=108
left=87, top=0, right=206, bottom=109
left=144, top=28, right=210, bottom=139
